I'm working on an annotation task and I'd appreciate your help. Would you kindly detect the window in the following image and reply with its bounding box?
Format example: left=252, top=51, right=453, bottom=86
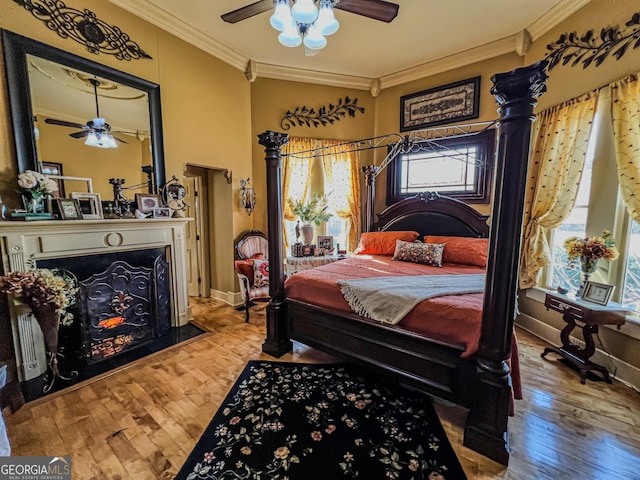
left=386, top=129, right=494, bottom=204
left=622, top=220, right=640, bottom=313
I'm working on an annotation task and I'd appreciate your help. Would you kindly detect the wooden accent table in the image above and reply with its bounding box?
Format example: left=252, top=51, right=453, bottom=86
left=542, top=292, right=626, bottom=384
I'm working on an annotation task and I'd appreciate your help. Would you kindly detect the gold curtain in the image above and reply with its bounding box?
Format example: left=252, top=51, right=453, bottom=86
left=519, top=91, right=597, bottom=288
left=282, top=137, right=315, bottom=247
left=611, top=73, right=640, bottom=223
left=321, top=140, right=361, bottom=251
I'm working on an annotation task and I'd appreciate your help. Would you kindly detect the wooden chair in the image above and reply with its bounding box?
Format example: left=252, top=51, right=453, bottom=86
left=234, top=230, right=270, bottom=322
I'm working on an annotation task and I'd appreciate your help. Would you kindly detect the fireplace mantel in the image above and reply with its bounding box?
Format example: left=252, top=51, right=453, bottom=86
left=0, top=218, right=193, bottom=381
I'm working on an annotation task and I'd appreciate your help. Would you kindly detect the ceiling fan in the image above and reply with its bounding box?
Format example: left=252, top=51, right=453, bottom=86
left=44, top=78, right=128, bottom=148
left=221, top=0, right=399, bottom=25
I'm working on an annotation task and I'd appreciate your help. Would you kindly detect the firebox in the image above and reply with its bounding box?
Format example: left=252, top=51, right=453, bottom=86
left=38, top=248, right=170, bottom=363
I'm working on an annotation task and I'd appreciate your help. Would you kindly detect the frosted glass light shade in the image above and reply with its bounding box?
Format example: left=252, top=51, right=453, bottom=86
left=85, top=132, right=99, bottom=146
left=303, top=24, right=327, bottom=49
left=317, top=0, right=339, bottom=35
left=270, top=0, right=292, bottom=31
left=278, top=26, right=302, bottom=47
left=291, top=0, right=318, bottom=24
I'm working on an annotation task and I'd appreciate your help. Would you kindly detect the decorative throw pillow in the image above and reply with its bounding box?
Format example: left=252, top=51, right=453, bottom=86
left=252, top=259, right=270, bottom=288
left=354, top=231, right=420, bottom=255
left=392, top=240, right=445, bottom=267
left=423, top=235, right=489, bottom=268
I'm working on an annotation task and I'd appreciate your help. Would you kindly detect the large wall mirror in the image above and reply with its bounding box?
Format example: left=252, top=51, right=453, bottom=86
left=2, top=30, right=165, bottom=198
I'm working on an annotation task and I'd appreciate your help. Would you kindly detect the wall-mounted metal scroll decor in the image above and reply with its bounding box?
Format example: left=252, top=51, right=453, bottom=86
left=13, top=0, right=152, bottom=60
left=546, top=11, right=640, bottom=70
left=280, top=96, right=365, bottom=130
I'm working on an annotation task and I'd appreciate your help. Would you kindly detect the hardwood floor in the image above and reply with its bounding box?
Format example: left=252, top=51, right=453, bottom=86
left=4, top=297, right=640, bottom=479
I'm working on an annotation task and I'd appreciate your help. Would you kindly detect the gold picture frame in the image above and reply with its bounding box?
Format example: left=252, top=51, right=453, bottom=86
left=54, top=198, right=83, bottom=220
left=581, top=281, right=614, bottom=306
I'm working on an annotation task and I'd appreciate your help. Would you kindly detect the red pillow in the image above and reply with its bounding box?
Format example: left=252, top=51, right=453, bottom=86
left=234, top=253, right=265, bottom=286
left=354, top=231, right=420, bottom=255
left=423, top=235, right=489, bottom=268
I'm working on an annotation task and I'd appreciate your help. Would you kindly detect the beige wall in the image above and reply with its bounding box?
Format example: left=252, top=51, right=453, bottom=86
left=0, top=0, right=253, bottom=298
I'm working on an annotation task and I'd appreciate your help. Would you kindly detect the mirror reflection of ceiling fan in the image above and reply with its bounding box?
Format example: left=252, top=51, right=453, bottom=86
left=44, top=78, right=130, bottom=148
left=222, top=0, right=399, bottom=55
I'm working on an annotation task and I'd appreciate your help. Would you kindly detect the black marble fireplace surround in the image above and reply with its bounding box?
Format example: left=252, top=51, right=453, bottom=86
left=22, top=248, right=203, bottom=401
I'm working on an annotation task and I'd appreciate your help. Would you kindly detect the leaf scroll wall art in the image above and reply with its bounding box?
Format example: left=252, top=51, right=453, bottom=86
left=280, top=96, right=365, bottom=130
left=546, top=11, right=640, bottom=70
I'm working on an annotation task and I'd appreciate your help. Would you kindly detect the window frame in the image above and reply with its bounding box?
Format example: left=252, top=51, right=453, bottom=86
left=385, top=129, right=495, bottom=205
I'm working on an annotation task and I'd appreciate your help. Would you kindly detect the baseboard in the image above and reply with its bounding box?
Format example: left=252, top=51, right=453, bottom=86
left=516, top=313, right=640, bottom=392
left=210, top=289, right=244, bottom=307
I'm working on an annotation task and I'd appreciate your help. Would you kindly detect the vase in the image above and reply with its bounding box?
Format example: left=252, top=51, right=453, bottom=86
left=301, top=223, right=314, bottom=245
left=577, top=256, right=600, bottom=296
left=22, top=191, right=45, bottom=214
left=29, top=303, right=71, bottom=392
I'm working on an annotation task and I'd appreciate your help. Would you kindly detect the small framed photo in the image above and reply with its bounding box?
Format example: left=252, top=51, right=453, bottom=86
left=301, top=245, right=315, bottom=257
left=581, top=281, right=614, bottom=306
left=317, top=236, right=333, bottom=251
left=153, top=207, right=171, bottom=218
left=71, top=192, right=103, bottom=219
left=54, top=198, right=83, bottom=220
left=135, top=193, right=162, bottom=214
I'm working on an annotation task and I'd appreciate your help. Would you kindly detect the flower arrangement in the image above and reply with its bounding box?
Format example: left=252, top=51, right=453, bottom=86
left=288, top=194, right=332, bottom=225
left=0, top=268, right=78, bottom=325
left=17, top=170, right=59, bottom=197
left=563, top=230, right=619, bottom=265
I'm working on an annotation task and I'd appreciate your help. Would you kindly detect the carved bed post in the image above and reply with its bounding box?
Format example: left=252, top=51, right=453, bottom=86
left=361, top=165, right=379, bottom=232
left=463, top=61, right=548, bottom=465
left=258, top=130, right=293, bottom=357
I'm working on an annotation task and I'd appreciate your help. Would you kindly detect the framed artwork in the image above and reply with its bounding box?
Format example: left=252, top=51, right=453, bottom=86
left=152, top=207, right=171, bottom=218
left=54, top=198, right=83, bottom=220
left=41, top=161, right=65, bottom=197
left=581, top=281, right=614, bottom=306
left=400, top=76, right=480, bottom=132
left=71, top=192, right=103, bottom=219
left=135, top=193, right=162, bottom=214
left=317, top=235, right=333, bottom=251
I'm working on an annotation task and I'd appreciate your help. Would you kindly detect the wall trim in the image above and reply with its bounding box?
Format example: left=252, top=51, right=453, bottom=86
left=210, top=289, right=244, bottom=307
left=527, top=0, right=592, bottom=42
left=105, top=0, right=246, bottom=70
left=516, top=312, right=640, bottom=392
left=105, top=0, right=591, bottom=93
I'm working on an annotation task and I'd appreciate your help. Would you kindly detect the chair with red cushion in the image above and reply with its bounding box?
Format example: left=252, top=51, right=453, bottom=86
left=234, top=230, right=270, bottom=322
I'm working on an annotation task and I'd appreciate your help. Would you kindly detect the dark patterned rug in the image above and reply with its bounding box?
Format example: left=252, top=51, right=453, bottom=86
left=175, top=361, right=467, bottom=480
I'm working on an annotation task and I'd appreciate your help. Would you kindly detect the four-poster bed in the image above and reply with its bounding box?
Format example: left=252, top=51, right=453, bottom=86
left=257, top=60, right=549, bottom=465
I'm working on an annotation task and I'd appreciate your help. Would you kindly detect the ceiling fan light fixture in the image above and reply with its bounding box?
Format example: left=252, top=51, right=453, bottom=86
left=316, top=0, right=339, bottom=35
left=291, top=0, right=318, bottom=24
left=270, top=0, right=293, bottom=32
left=303, top=24, right=327, bottom=50
left=278, top=25, right=302, bottom=47
left=85, top=131, right=99, bottom=147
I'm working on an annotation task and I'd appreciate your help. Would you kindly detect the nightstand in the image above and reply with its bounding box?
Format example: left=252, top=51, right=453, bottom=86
left=541, top=291, right=627, bottom=384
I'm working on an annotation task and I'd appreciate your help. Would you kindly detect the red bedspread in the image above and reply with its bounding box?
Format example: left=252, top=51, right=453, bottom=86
left=285, top=254, right=486, bottom=358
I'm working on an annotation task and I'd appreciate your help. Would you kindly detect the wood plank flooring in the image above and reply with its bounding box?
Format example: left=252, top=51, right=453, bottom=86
left=4, top=297, right=640, bottom=479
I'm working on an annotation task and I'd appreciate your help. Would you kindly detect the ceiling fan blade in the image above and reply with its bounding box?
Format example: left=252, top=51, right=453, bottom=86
left=221, top=0, right=273, bottom=24
left=114, top=136, right=128, bottom=144
left=45, top=118, right=85, bottom=129
left=334, top=0, right=399, bottom=23
left=69, top=131, right=89, bottom=139
left=304, top=45, right=321, bottom=57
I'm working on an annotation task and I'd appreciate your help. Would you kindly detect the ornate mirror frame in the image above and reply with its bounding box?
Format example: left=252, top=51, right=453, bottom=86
left=1, top=30, right=166, bottom=192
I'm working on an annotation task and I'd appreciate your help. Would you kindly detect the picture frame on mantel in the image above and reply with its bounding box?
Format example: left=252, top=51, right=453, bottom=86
left=400, top=76, right=480, bottom=132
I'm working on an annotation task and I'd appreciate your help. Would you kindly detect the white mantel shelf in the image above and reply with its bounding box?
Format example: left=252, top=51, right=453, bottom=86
left=0, top=217, right=193, bottom=381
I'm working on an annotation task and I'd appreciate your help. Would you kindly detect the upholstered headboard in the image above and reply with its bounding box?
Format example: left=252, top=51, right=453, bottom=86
left=373, top=193, right=490, bottom=238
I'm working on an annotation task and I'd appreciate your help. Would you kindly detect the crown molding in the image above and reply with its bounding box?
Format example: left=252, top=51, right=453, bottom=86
left=379, top=36, right=517, bottom=90
left=527, top=0, right=592, bottom=41
left=105, top=0, right=246, bottom=70
left=253, top=63, right=372, bottom=91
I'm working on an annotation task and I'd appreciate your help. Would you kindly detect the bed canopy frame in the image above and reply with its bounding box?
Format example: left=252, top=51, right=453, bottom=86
left=257, top=60, right=549, bottom=465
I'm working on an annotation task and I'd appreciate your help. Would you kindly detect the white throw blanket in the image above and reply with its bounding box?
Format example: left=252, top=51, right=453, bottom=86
left=337, top=274, right=485, bottom=325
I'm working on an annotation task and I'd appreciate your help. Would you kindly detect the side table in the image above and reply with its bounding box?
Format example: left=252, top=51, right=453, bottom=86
left=285, top=255, right=346, bottom=275
left=541, top=292, right=626, bottom=384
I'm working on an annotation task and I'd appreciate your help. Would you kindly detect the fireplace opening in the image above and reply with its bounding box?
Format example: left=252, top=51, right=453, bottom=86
left=20, top=248, right=204, bottom=402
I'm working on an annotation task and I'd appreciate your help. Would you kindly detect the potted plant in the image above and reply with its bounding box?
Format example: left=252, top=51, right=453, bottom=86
left=288, top=194, right=332, bottom=245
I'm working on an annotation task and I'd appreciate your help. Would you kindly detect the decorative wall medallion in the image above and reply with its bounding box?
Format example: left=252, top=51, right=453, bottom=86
left=546, top=12, right=640, bottom=70
left=280, top=96, right=365, bottom=130
left=13, top=0, right=152, bottom=60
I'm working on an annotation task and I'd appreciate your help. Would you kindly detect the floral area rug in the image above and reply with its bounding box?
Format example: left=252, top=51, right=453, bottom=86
left=175, top=361, right=467, bottom=480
